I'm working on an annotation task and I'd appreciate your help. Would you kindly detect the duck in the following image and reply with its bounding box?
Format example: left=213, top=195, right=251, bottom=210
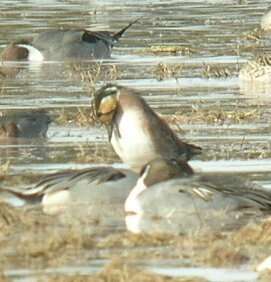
left=239, top=8, right=271, bottom=82
left=0, top=19, right=139, bottom=64
left=239, top=54, right=271, bottom=82
left=124, top=158, right=271, bottom=232
left=0, top=165, right=138, bottom=216
left=92, top=84, right=202, bottom=173
left=261, top=7, right=271, bottom=31
left=0, top=110, right=51, bottom=139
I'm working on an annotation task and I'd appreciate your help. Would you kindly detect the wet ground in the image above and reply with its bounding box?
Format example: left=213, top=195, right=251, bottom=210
left=1, top=0, right=271, bottom=281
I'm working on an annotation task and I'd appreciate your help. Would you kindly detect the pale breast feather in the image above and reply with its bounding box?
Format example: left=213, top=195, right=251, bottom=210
left=18, top=44, right=44, bottom=62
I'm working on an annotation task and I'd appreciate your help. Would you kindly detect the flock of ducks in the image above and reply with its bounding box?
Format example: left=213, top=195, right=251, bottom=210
left=1, top=9, right=271, bottom=234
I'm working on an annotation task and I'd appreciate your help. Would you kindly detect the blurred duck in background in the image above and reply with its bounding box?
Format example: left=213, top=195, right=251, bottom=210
left=0, top=19, right=139, bottom=77
left=0, top=165, right=138, bottom=216
left=239, top=7, right=271, bottom=82
left=0, top=110, right=51, bottom=139
left=0, top=19, right=139, bottom=62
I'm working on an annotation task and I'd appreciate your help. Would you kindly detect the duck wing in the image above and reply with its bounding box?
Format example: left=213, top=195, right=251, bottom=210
left=185, top=174, right=271, bottom=211
left=0, top=167, right=128, bottom=203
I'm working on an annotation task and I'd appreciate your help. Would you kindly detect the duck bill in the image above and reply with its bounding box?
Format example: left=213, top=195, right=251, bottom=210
left=90, top=96, right=100, bottom=122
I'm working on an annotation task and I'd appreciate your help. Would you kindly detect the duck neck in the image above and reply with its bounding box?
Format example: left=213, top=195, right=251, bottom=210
left=124, top=177, right=146, bottom=213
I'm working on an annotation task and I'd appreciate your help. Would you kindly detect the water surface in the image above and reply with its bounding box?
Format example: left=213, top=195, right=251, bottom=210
left=0, top=1, right=271, bottom=281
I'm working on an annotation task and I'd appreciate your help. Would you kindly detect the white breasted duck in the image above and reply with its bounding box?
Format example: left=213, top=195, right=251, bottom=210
left=1, top=166, right=138, bottom=215
left=125, top=158, right=271, bottom=232
left=239, top=8, right=271, bottom=82
left=261, top=7, right=271, bottom=31
left=93, top=84, right=202, bottom=172
left=0, top=19, right=139, bottom=64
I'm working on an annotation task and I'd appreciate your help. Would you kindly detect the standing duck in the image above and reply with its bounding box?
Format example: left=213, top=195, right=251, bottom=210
left=93, top=84, right=202, bottom=172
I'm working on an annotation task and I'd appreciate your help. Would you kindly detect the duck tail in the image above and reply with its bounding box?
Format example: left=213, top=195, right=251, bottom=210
left=0, top=187, right=42, bottom=207
left=113, top=17, right=141, bottom=41
left=188, top=143, right=202, bottom=158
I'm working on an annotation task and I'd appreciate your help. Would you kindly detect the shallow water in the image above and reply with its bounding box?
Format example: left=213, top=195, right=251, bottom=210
left=148, top=266, right=258, bottom=282
left=1, top=0, right=271, bottom=281
left=3, top=262, right=259, bottom=282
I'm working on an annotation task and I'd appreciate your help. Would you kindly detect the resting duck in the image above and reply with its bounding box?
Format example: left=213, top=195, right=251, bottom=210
left=0, top=19, right=139, bottom=63
left=125, top=158, right=271, bottom=232
left=261, top=7, right=271, bottom=31
left=0, top=110, right=51, bottom=139
left=239, top=8, right=271, bottom=82
left=0, top=166, right=138, bottom=215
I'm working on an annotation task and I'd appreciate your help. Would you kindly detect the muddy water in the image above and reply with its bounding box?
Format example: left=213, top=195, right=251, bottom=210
left=1, top=0, right=271, bottom=281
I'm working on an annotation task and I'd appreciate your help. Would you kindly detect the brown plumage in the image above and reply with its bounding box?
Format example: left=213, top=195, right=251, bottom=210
left=1, top=43, right=29, bottom=61
left=93, top=84, right=202, bottom=172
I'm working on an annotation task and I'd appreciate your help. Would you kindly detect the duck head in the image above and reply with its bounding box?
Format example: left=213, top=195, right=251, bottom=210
left=92, top=84, right=121, bottom=124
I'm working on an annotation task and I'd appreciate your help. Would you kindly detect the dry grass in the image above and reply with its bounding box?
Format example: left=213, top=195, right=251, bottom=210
left=164, top=106, right=262, bottom=125
left=153, top=63, right=183, bottom=81
left=0, top=201, right=270, bottom=279
left=68, top=62, right=119, bottom=89
left=0, top=161, right=10, bottom=184
left=0, top=274, right=10, bottom=282
left=243, top=27, right=263, bottom=41
left=55, top=107, right=94, bottom=126
left=201, top=64, right=231, bottom=79
left=41, top=259, right=207, bottom=282
left=259, top=271, right=271, bottom=282
left=57, top=62, right=120, bottom=126
left=138, top=45, right=195, bottom=56
left=56, top=97, right=263, bottom=128
left=0, top=203, right=23, bottom=236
